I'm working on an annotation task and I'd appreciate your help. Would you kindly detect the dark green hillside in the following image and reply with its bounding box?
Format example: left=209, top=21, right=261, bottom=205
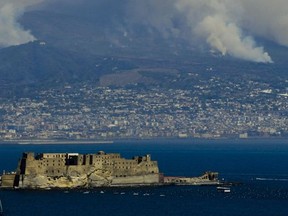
left=0, top=42, right=136, bottom=97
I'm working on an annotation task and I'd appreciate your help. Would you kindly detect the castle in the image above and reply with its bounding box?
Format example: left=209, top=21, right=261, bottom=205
left=0, top=151, right=218, bottom=189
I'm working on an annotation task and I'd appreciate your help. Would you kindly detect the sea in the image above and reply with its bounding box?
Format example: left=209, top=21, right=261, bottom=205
left=0, top=139, right=288, bottom=216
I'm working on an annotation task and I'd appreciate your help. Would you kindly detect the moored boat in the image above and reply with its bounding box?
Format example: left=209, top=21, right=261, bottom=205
left=217, top=186, right=231, bottom=193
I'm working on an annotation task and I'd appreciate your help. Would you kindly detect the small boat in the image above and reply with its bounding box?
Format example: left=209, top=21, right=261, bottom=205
left=217, top=186, right=231, bottom=193
left=133, top=192, right=139, bottom=196
left=83, top=191, right=90, bottom=194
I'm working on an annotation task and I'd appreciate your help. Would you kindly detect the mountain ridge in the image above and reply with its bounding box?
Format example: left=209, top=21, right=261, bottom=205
left=0, top=7, right=288, bottom=98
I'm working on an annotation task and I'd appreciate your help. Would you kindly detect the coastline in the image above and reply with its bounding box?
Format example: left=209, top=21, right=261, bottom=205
left=0, top=136, right=288, bottom=145
left=0, top=139, right=114, bottom=145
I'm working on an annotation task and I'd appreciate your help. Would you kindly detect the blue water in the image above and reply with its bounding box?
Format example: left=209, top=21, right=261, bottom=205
left=0, top=139, right=288, bottom=216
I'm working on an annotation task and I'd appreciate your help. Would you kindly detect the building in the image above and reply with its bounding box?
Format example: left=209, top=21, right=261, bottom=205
left=1, top=151, right=160, bottom=189
left=1, top=151, right=219, bottom=189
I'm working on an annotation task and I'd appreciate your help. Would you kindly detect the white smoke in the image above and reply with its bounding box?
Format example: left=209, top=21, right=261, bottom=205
left=2, top=0, right=288, bottom=63
left=241, top=0, right=288, bottom=47
left=127, top=0, right=273, bottom=63
left=175, top=0, right=273, bottom=63
left=0, top=0, right=41, bottom=47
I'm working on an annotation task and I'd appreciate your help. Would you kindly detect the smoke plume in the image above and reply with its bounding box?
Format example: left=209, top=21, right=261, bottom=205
left=2, top=0, right=288, bottom=63
left=0, top=0, right=41, bottom=47
left=241, top=0, right=288, bottom=47
left=127, top=0, right=274, bottom=63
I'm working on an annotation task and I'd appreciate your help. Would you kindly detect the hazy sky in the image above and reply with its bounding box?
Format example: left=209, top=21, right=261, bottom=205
left=1, top=0, right=288, bottom=63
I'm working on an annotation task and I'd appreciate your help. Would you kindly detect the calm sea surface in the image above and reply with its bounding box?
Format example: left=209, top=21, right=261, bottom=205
left=0, top=139, right=288, bottom=216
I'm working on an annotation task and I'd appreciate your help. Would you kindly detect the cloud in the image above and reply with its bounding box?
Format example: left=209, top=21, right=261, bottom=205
left=0, top=0, right=41, bottom=47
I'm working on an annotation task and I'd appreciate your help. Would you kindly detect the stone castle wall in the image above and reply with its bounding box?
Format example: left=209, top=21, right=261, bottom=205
left=1, top=174, right=16, bottom=188
left=15, top=151, right=160, bottom=188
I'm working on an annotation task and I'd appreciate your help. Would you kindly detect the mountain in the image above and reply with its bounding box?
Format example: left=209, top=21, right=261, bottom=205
left=0, top=41, right=136, bottom=97
left=0, top=4, right=288, bottom=98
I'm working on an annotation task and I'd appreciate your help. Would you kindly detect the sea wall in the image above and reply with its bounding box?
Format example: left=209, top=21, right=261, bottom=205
left=1, top=174, right=16, bottom=188
left=110, top=174, right=160, bottom=186
left=17, top=173, right=161, bottom=189
left=164, top=172, right=219, bottom=185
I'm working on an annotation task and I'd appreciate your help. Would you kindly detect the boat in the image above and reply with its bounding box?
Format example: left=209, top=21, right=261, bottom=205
left=217, top=186, right=231, bottom=193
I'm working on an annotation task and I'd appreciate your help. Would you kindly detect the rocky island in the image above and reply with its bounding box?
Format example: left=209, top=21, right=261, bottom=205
left=0, top=151, right=219, bottom=189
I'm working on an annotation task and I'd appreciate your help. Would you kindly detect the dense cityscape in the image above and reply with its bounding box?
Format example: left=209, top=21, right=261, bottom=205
left=1, top=73, right=287, bottom=142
